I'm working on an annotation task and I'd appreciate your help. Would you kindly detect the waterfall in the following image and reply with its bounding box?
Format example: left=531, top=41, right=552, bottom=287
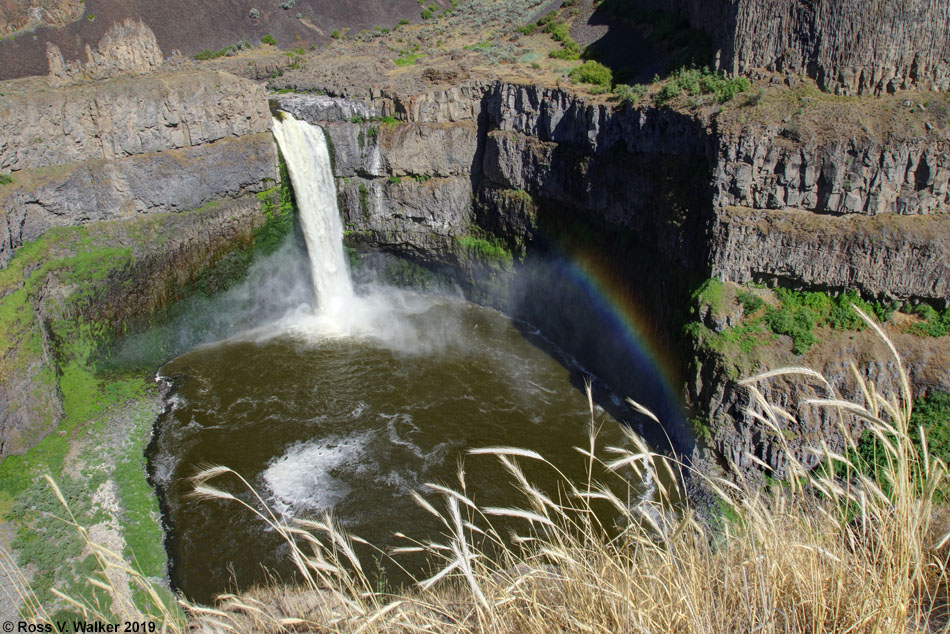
left=271, top=113, right=353, bottom=315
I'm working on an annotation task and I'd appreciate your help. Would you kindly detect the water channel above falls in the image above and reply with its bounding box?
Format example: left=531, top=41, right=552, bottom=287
left=147, top=112, right=646, bottom=604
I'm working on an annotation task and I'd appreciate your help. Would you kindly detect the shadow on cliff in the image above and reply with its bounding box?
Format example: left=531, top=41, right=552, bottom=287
left=577, top=1, right=716, bottom=85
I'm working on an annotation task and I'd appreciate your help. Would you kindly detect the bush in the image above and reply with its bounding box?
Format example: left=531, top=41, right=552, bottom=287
left=421, top=9, right=433, bottom=19
left=330, top=30, right=341, bottom=39
left=568, top=60, right=613, bottom=88
left=655, top=82, right=682, bottom=105
left=657, top=67, right=752, bottom=106
left=549, top=45, right=580, bottom=60
left=248, top=8, right=260, bottom=18
left=279, top=0, right=295, bottom=8
left=613, top=83, right=648, bottom=106
left=261, top=34, right=276, bottom=45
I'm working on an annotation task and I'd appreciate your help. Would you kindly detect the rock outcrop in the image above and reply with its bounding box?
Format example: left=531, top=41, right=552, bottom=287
left=46, top=19, right=164, bottom=86
left=0, top=66, right=279, bottom=455
left=0, top=0, right=84, bottom=38
left=633, top=0, right=950, bottom=96
left=0, top=70, right=276, bottom=265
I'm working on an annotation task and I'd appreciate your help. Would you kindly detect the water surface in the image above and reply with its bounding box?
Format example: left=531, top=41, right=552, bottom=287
left=151, top=293, right=639, bottom=604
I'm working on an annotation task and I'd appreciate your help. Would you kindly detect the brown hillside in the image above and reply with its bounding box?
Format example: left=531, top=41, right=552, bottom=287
left=0, top=0, right=428, bottom=80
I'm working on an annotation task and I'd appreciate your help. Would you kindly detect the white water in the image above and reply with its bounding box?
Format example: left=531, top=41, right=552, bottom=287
left=268, top=112, right=473, bottom=353
left=271, top=114, right=354, bottom=313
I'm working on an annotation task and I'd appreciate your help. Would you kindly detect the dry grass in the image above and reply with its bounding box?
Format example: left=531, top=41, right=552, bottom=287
left=3, top=306, right=949, bottom=633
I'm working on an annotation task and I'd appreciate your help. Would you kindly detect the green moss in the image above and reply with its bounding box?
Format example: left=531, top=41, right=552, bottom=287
left=359, top=183, right=370, bottom=219
left=692, top=278, right=726, bottom=317
left=456, top=234, right=514, bottom=267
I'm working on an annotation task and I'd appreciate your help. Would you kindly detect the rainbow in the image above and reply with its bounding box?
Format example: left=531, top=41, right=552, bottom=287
left=537, top=248, right=691, bottom=449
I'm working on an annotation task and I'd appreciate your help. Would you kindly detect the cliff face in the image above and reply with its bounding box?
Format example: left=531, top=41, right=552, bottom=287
left=0, top=65, right=279, bottom=455
left=276, top=77, right=949, bottom=472
left=632, top=0, right=950, bottom=96
left=0, top=69, right=276, bottom=265
left=45, top=19, right=164, bottom=86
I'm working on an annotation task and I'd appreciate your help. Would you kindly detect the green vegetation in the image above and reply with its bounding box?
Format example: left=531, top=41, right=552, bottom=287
left=569, top=60, right=613, bottom=89
left=906, top=302, right=950, bottom=337
left=359, top=183, right=370, bottom=219
left=689, top=280, right=901, bottom=359
left=0, top=173, right=12, bottom=185
left=193, top=40, right=251, bottom=61
left=387, top=175, right=402, bottom=184
left=260, top=34, right=276, bottom=46
left=456, top=234, right=514, bottom=267
left=613, top=83, right=649, bottom=106
left=846, top=390, right=950, bottom=500
left=655, top=66, right=751, bottom=105
left=331, top=30, right=341, bottom=39
left=395, top=51, right=425, bottom=66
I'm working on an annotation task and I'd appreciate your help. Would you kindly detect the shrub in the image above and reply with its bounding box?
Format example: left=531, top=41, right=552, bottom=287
left=399, top=18, right=410, bottom=25
left=569, top=61, right=613, bottom=88
left=736, top=290, right=764, bottom=314
left=261, top=34, right=276, bottom=45
left=613, top=83, right=648, bottom=106
left=421, top=9, right=433, bottom=19
left=655, top=82, right=682, bottom=105
left=0, top=174, right=12, bottom=186
left=279, top=0, right=295, bottom=8
left=549, top=45, right=579, bottom=60
left=330, top=30, right=341, bottom=39
left=248, top=8, right=260, bottom=18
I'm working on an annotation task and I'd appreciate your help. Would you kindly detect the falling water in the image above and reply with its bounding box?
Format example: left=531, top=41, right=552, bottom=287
left=271, top=113, right=353, bottom=314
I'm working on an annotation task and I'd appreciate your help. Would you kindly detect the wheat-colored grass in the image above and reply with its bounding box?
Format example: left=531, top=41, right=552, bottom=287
left=4, top=306, right=949, bottom=633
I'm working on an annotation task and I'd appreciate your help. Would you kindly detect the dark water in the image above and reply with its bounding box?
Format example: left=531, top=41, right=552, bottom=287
left=150, top=293, right=642, bottom=604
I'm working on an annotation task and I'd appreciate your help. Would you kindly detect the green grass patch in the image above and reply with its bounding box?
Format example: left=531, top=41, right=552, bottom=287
left=394, top=52, right=426, bottom=66
left=0, top=173, right=12, bottom=185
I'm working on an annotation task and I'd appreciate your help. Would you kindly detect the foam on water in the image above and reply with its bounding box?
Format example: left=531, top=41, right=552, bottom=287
left=263, top=434, right=369, bottom=516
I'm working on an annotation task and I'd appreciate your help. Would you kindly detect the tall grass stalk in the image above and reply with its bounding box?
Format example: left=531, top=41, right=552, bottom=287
left=6, top=306, right=949, bottom=632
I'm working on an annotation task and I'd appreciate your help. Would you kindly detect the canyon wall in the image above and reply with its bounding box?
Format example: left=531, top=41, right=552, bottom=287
left=0, top=68, right=279, bottom=456
left=275, top=77, right=950, bottom=473
left=631, top=0, right=950, bottom=95
left=0, top=69, right=276, bottom=266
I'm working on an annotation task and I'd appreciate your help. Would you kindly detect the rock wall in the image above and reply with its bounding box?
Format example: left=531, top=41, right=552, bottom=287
left=276, top=79, right=949, bottom=475
left=46, top=19, right=164, bottom=86
left=632, top=0, right=950, bottom=95
left=0, top=69, right=276, bottom=265
left=713, top=129, right=950, bottom=216
left=0, top=194, right=275, bottom=457
left=0, top=66, right=279, bottom=454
